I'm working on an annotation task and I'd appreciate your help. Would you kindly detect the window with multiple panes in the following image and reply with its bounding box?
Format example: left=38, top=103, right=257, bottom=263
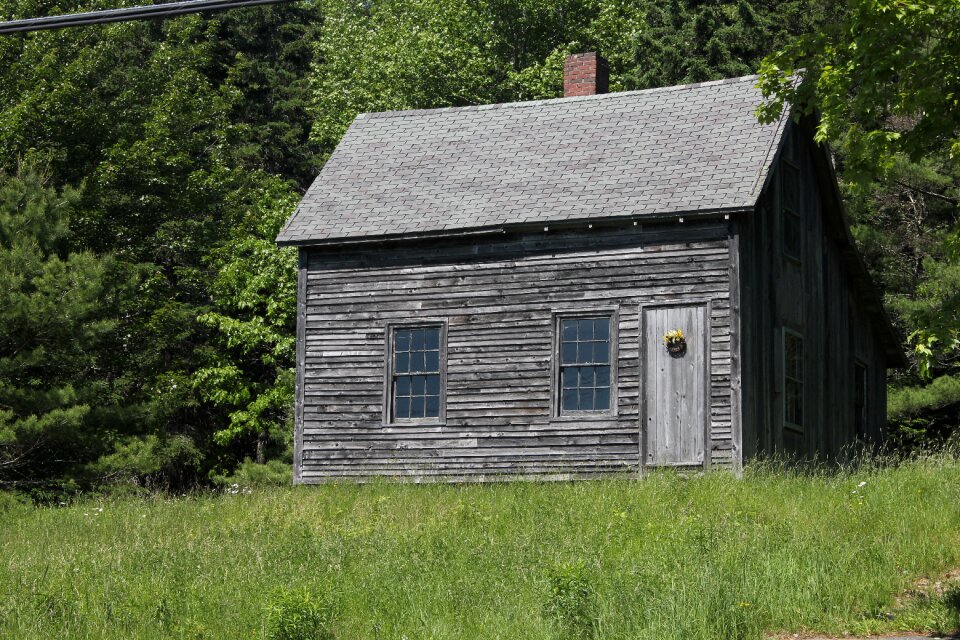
left=783, top=330, right=804, bottom=430
left=558, top=316, right=613, bottom=414
left=781, top=158, right=802, bottom=261
left=389, top=325, right=443, bottom=421
left=854, top=362, right=867, bottom=439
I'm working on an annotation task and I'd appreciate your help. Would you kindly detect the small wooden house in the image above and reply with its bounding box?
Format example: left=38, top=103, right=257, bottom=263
left=276, top=53, right=904, bottom=482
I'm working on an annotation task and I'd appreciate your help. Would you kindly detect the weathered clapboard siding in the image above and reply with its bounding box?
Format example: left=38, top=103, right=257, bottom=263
left=739, top=122, right=891, bottom=460
left=297, top=222, right=734, bottom=481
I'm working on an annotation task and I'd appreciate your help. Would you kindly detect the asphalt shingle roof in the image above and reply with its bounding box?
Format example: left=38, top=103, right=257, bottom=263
left=276, top=75, right=786, bottom=245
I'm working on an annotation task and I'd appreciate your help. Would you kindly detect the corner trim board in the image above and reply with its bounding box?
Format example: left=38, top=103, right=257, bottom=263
left=728, top=217, right=744, bottom=473
left=293, top=248, right=307, bottom=484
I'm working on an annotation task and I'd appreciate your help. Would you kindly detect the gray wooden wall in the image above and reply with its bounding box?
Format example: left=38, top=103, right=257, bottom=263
left=739, top=123, right=890, bottom=461
left=296, top=223, right=736, bottom=482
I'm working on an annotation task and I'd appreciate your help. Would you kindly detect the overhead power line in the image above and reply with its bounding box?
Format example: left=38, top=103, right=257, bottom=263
left=0, top=0, right=299, bottom=35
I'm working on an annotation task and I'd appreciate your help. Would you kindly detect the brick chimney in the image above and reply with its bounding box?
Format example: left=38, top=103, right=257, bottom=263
left=564, top=52, right=609, bottom=97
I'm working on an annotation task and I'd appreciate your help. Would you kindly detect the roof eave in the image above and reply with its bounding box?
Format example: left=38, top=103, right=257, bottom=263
left=275, top=206, right=752, bottom=248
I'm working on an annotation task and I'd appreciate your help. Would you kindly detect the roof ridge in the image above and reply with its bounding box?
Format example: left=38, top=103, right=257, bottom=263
left=358, top=74, right=760, bottom=121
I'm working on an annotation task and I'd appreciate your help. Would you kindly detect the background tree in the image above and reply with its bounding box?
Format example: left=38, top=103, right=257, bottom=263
left=0, top=165, right=128, bottom=494
left=193, top=178, right=299, bottom=466
left=0, top=1, right=321, bottom=490
left=757, top=0, right=960, bottom=180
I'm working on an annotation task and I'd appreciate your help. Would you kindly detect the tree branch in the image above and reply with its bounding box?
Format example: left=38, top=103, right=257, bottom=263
left=892, top=179, right=959, bottom=206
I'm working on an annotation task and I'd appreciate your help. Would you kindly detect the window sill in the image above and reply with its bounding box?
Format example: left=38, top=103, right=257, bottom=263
left=383, top=420, right=446, bottom=428
left=783, top=422, right=804, bottom=434
left=550, top=414, right=619, bottom=423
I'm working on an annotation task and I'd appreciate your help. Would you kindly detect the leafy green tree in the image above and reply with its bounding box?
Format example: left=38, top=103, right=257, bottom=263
left=620, top=0, right=841, bottom=90
left=756, top=0, right=960, bottom=181
left=311, top=0, right=831, bottom=151
left=311, top=0, right=508, bottom=151
left=193, top=179, right=299, bottom=465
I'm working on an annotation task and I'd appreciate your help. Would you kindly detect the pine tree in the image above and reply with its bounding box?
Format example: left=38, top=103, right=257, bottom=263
left=0, top=166, right=117, bottom=492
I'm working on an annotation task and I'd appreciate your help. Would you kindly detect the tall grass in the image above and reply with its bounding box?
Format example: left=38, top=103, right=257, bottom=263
left=1, top=457, right=959, bottom=639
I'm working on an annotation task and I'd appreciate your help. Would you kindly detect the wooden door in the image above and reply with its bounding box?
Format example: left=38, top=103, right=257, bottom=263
left=643, top=304, right=709, bottom=466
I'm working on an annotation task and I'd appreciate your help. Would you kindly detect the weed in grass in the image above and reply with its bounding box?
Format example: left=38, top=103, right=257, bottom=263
left=33, top=591, right=69, bottom=623
left=266, top=588, right=335, bottom=640
left=545, top=561, right=597, bottom=639
left=153, top=597, right=172, bottom=630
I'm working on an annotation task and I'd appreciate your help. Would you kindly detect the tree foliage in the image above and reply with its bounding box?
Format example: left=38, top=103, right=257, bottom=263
left=757, top=0, right=960, bottom=182
left=0, top=1, right=321, bottom=491
left=193, top=179, right=298, bottom=463
left=0, top=166, right=122, bottom=491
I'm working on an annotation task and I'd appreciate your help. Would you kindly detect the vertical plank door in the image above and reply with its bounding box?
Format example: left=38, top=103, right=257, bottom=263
left=643, top=304, right=709, bottom=466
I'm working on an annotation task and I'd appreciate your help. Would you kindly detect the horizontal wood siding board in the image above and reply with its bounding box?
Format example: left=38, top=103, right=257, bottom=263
left=299, top=224, right=733, bottom=481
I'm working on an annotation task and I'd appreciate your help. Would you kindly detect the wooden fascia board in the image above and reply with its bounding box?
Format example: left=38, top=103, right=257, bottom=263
left=276, top=207, right=750, bottom=250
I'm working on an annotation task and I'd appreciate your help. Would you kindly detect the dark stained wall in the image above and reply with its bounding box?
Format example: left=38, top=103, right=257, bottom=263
left=295, top=223, right=737, bottom=482
left=739, top=124, right=889, bottom=461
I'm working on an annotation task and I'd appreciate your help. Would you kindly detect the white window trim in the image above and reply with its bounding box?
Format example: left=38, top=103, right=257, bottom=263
left=781, top=157, right=803, bottom=264
left=782, top=328, right=804, bottom=433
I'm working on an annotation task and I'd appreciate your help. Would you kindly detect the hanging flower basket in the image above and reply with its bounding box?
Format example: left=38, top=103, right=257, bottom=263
left=663, top=329, right=687, bottom=355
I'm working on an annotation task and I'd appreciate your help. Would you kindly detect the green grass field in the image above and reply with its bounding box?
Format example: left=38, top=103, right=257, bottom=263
left=1, top=458, right=959, bottom=640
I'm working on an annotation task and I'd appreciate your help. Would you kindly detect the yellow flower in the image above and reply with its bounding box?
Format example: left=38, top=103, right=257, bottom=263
left=663, top=329, right=685, bottom=344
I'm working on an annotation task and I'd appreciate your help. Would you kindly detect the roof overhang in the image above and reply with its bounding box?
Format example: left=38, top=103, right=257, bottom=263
left=275, top=206, right=751, bottom=249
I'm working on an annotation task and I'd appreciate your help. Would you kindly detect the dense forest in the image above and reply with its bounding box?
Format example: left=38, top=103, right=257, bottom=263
left=0, top=0, right=957, bottom=497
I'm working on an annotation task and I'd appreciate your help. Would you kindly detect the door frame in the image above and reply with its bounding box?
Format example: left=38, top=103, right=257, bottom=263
left=639, top=299, right=713, bottom=472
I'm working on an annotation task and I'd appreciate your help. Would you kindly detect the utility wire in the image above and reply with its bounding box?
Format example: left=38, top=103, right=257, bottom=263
left=0, top=0, right=299, bottom=35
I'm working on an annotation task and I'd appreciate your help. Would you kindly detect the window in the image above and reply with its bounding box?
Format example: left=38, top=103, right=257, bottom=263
left=558, top=316, right=614, bottom=414
left=388, top=325, right=444, bottom=422
left=783, top=330, right=803, bottom=430
left=781, top=159, right=802, bottom=261
left=854, top=362, right=867, bottom=439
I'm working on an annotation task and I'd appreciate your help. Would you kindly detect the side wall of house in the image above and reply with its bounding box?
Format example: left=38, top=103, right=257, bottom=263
left=739, top=124, right=888, bottom=461
left=295, top=222, right=736, bottom=482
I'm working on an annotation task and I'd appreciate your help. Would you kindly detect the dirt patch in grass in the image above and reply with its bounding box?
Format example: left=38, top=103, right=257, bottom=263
left=766, top=567, right=960, bottom=640
left=768, top=635, right=947, bottom=640
left=898, top=569, right=960, bottom=608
